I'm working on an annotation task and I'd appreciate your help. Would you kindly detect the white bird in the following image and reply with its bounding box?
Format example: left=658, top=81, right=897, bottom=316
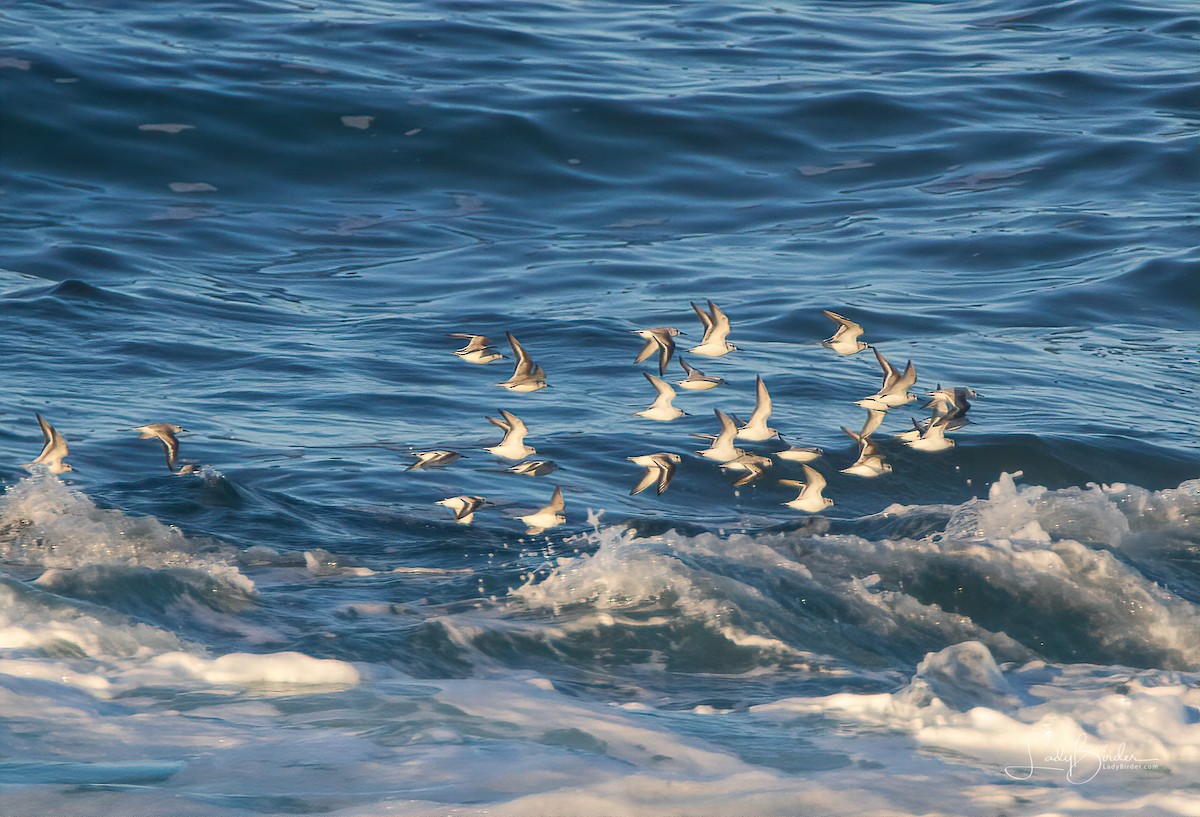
left=774, top=434, right=823, bottom=463
left=896, top=386, right=975, bottom=441
left=508, top=460, right=558, bottom=476
left=905, top=415, right=955, bottom=452
left=734, top=375, right=778, bottom=441
left=780, top=465, right=833, bottom=513
left=856, top=347, right=917, bottom=410
left=839, top=426, right=892, bottom=478
left=688, top=300, right=736, bottom=357
left=820, top=310, right=870, bottom=355
left=406, top=450, right=464, bottom=470
left=496, top=332, right=547, bottom=392
left=675, top=357, right=725, bottom=391
left=485, top=409, right=535, bottom=460
left=720, top=452, right=773, bottom=487
left=636, top=373, right=686, bottom=422
left=436, top=495, right=488, bottom=524
left=518, top=486, right=565, bottom=534
left=633, top=327, right=680, bottom=376
left=132, top=423, right=186, bottom=471
left=695, top=409, right=746, bottom=463
left=25, top=413, right=72, bottom=475
left=449, top=333, right=504, bottom=365
left=627, top=453, right=681, bottom=495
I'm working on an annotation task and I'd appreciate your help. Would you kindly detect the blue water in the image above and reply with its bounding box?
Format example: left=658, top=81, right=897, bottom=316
left=2, top=0, right=1198, bottom=814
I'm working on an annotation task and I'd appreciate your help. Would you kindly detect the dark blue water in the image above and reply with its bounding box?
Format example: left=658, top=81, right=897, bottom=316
left=2, top=1, right=1198, bottom=814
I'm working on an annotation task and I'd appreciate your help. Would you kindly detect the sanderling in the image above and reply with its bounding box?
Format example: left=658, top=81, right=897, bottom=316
left=636, top=373, right=687, bottom=422
left=839, top=426, right=892, bottom=478
left=518, top=486, right=565, bottom=534
left=896, top=386, right=976, bottom=441
left=449, top=333, right=504, bottom=365
left=695, top=409, right=746, bottom=463
left=406, top=450, right=464, bottom=470
left=689, top=300, right=736, bottom=357
left=720, top=452, right=773, bottom=487
left=633, top=327, right=681, bottom=376
left=132, top=423, right=186, bottom=472
left=905, top=415, right=955, bottom=452
left=627, top=452, right=681, bottom=495
left=820, top=310, right=869, bottom=355
left=779, top=464, right=833, bottom=513
left=436, top=495, right=488, bottom=524
left=734, top=375, right=778, bottom=441
left=485, top=409, right=535, bottom=460
left=675, top=357, right=725, bottom=391
left=856, top=347, right=917, bottom=410
left=774, top=434, right=823, bottom=463
left=496, top=332, right=547, bottom=392
left=25, top=413, right=73, bottom=475
left=508, top=459, right=558, bottom=476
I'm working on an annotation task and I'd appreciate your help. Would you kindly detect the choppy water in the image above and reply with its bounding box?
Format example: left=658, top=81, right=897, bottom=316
left=2, top=0, right=1198, bottom=814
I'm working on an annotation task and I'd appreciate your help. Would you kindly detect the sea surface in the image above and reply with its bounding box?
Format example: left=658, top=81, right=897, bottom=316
left=1, top=0, right=1198, bottom=814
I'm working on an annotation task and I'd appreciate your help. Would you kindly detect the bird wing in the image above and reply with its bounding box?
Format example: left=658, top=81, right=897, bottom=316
left=506, top=332, right=533, bottom=378
left=800, top=464, right=827, bottom=495
left=691, top=301, right=714, bottom=341
left=746, top=375, right=772, bottom=426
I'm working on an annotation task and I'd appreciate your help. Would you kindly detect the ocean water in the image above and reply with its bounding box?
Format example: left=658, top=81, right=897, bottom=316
left=1, top=0, right=1198, bottom=814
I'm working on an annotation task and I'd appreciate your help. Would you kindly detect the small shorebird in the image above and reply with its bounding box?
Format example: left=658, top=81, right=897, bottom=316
left=436, top=495, right=488, bottom=524
left=839, top=426, right=892, bottom=478
left=518, top=486, right=565, bottom=534
left=636, top=373, right=686, bottom=422
left=633, top=327, right=680, bottom=376
left=774, top=434, right=823, bottom=463
left=449, top=333, right=504, bottom=365
left=820, top=310, right=869, bottom=355
left=856, top=347, right=917, bottom=410
left=485, top=409, right=535, bottom=460
left=734, top=375, right=778, bottom=441
left=26, top=413, right=73, bottom=474
left=675, top=357, right=725, bottom=391
left=406, top=450, right=464, bottom=470
left=688, top=300, right=736, bottom=357
left=496, top=332, right=547, bottom=392
left=695, top=409, right=746, bottom=463
left=780, top=464, right=833, bottom=513
left=132, top=423, right=186, bottom=472
left=720, top=452, right=773, bottom=487
left=508, top=460, right=558, bottom=476
left=905, top=415, right=955, bottom=452
left=628, top=452, right=681, bottom=496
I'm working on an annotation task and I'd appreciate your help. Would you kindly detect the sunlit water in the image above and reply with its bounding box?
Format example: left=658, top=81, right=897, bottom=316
left=1, top=0, right=1198, bottom=814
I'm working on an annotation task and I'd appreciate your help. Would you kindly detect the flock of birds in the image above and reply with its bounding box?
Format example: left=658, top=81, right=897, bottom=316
left=16, top=304, right=976, bottom=535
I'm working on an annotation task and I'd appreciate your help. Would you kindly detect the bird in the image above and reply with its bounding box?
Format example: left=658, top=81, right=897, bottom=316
left=734, top=375, right=778, bottom=441
left=839, top=426, right=892, bottom=478
left=132, top=423, right=186, bottom=472
left=774, top=434, right=823, bottom=463
left=518, top=486, right=565, bottom=534
left=449, top=333, right=504, bottom=365
left=633, top=327, right=680, bottom=376
left=627, top=453, right=681, bottom=495
left=688, top=300, right=736, bottom=357
left=780, top=465, right=833, bottom=513
left=406, top=450, right=464, bottom=470
left=635, top=373, right=686, bottom=422
left=496, top=332, right=547, bottom=392
left=436, top=495, right=488, bottom=524
left=507, top=460, right=558, bottom=476
left=896, top=386, right=975, bottom=442
left=905, top=415, right=955, bottom=452
left=485, top=409, right=535, bottom=460
left=820, top=310, right=870, bottom=355
left=720, top=452, right=773, bottom=487
left=675, top=357, right=725, bottom=391
left=695, top=409, right=746, bottom=463
left=25, top=413, right=72, bottom=475
left=856, top=347, right=917, bottom=410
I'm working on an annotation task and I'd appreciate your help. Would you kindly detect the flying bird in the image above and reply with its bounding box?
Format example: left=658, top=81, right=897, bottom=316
left=688, top=300, right=736, bottom=357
